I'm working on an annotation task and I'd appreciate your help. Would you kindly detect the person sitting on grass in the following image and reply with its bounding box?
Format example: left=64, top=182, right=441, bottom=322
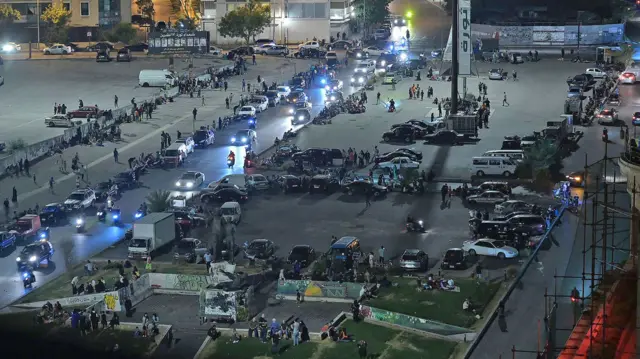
left=463, top=297, right=482, bottom=319
left=232, top=328, right=242, bottom=343
left=207, top=324, right=220, bottom=341
left=338, top=327, right=353, bottom=342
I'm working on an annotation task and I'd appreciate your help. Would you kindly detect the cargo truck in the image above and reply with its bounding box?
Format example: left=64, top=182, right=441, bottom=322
left=446, top=114, right=478, bottom=137
left=128, top=212, right=176, bottom=259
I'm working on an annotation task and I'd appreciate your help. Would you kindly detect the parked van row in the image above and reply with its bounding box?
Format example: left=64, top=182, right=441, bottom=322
left=470, top=149, right=525, bottom=177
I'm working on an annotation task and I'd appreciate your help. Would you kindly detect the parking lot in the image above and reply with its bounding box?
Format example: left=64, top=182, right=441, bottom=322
left=0, top=57, right=226, bottom=144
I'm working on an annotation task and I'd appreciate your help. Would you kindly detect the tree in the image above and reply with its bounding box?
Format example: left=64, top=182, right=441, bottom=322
left=104, top=23, right=138, bottom=44
left=135, top=0, right=155, bottom=19
left=217, top=0, right=271, bottom=44
left=169, top=0, right=200, bottom=25
left=146, top=190, right=171, bottom=212
left=352, top=0, right=390, bottom=35
left=0, top=4, right=21, bottom=25
left=41, top=3, right=72, bottom=43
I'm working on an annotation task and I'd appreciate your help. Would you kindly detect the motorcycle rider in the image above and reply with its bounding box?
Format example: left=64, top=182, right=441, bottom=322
left=106, top=195, right=114, bottom=210
left=227, top=150, right=236, bottom=168
left=140, top=202, right=148, bottom=214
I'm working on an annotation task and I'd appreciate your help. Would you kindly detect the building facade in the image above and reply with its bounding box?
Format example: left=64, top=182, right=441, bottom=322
left=0, top=0, right=131, bottom=41
left=204, top=0, right=351, bottom=45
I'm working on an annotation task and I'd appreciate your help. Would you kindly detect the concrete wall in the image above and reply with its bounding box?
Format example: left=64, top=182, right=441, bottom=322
left=358, top=305, right=472, bottom=336
left=13, top=290, right=123, bottom=311
left=276, top=279, right=364, bottom=299
left=471, top=23, right=624, bottom=46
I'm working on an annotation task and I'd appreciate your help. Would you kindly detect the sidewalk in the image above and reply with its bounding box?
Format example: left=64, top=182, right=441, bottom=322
left=0, top=57, right=303, bottom=219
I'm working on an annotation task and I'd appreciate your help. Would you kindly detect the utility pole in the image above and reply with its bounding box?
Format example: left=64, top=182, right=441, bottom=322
left=36, top=0, right=40, bottom=48
left=450, top=0, right=459, bottom=113
left=577, top=22, right=582, bottom=53
left=363, top=0, right=366, bottom=39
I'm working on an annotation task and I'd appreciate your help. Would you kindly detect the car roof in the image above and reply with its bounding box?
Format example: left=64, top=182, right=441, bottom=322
left=332, top=236, right=358, bottom=248
left=251, top=238, right=270, bottom=243
left=220, top=201, right=239, bottom=208
left=402, top=249, right=421, bottom=255
left=292, top=244, right=312, bottom=249
left=45, top=203, right=60, bottom=207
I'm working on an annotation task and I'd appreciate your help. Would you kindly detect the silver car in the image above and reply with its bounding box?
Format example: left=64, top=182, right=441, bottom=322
left=258, top=45, right=288, bottom=56
left=399, top=249, right=428, bottom=271
left=467, top=190, right=509, bottom=204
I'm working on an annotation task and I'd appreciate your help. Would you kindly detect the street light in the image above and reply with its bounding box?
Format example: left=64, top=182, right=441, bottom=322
left=282, top=18, right=290, bottom=44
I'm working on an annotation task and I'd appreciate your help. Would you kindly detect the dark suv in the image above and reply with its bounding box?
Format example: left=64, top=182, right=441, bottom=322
left=308, top=175, right=340, bottom=194
left=292, top=148, right=342, bottom=166
left=342, top=181, right=387, bottom=197
left=286, top=90, right=307, bottom=104
left=173, top=238, right=207, bottom=263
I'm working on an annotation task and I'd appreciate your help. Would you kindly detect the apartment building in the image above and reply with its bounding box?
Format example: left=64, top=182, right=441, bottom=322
left=204, top=0, right=354, bottom=45
left=0, top=0, right=131, bottom=41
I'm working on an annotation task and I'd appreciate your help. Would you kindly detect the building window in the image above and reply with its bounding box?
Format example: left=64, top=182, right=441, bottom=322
left=81, top=2, right=90, bottom=16
left=287, top=3, right=326, bottom=19
left=27, top=4, right=36, bottom=15
left=63, top=3, right=70, bottom=11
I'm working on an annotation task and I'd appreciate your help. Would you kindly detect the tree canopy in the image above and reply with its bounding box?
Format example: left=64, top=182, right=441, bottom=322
left=0, top=4, right=21, bottom=23
left=41, top=2, right=71, bottom=26
left=135, top=0, right=155, bottom=19
left=218, top=0, right=271, bottom=44
left=352, top=0, right=390, bottom=33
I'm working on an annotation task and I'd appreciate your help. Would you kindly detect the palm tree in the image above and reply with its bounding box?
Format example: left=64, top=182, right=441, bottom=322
left=146, top=190, right=171, bottom=213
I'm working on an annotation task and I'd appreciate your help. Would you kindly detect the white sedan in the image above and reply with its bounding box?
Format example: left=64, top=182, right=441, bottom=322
left=596, top=109, right=619, bottom=125
left=362, top=46, right=385, bottom=57
left=175, top=171, right=205, bottom=189
left=377, top=156, right=420, bottom=169
left=43, top=44, right=72, bottom=55
left=488, top=69, right=504, bottom=80
left=462, top=238, right=519, bottom=259
left=238, top=106, right=257, bottom=116
left=466, top=190, right=509, bottom=204
left=494, top=200, right=530, bottom=214
left=249, top=98, right=268, bottom=112
left=2, top=42, right=21, bottom=53
left=209, top=46, right=223, bottom=57
left=277, top=86, right=291, bottom=98
left=619, top=72, right=636, bottom=84
left=45, top=114, right=75, bottom=127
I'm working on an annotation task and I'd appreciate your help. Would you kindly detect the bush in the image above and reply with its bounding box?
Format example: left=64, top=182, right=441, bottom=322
left=104, top=23, right=138, bottom=44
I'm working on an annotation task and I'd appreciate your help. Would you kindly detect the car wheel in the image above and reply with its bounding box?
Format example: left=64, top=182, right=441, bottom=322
left=476, top=170, right=485, bottom=177
left=373, top=191, right=380, bottom=197
left=405, top=137, right=412, bottom=143
left=45, top=51, right=50, bottom=55
left=365, top=52, right=369, bottom=57
left=348, top=190, right=354, bottom=196
left=468, top=249, right=476, bottom=256
left=47, top=122, right=55, bottom=127
left=383, top=136, right=390, bottom=142
left=502, top=171, right=511, bottom=177
left=63, top=50, right=68, bottom=55
left=497, top=252, right=506, bottom=260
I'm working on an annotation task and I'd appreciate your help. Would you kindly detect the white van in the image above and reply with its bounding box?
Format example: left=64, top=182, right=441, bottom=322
left=470, top=156, right=517, bottom=177
left=482, top=150, right=525, bottom=162
left=220, top=202, right=242, bottom=224
left=139, top=69, right=177, bottom=88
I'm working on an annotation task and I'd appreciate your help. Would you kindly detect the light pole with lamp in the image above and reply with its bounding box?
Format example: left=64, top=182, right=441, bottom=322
left=282, top=17, right=289, bottom=45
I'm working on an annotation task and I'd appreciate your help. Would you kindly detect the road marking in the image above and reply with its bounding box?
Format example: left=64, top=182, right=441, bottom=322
left=16, top=107, right=213, bottom=203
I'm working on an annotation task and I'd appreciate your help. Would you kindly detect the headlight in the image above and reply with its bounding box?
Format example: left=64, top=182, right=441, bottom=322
left=331, top=96, right=336, bottom=101
left=186, top=182, right=194, bottom=188
left=321, top=79, right=326, bottom=84
left=231, top=137, right=236, bottom=143
left=351, top=78, right=356, bottom=82
left=418, top=220, right=423, bottom=225
left=381, top=61, right=386, bottom=66
left=394, top=20, right=398, bottom=24
left=289, top=109, right=294, bottom=114
left=29, top=256, right=37, bottom=262
left=357, top=53, right=362, bottom=58
left=97, top=211, right=104, bottom=216
left=242, top=137, right=247, bottom=143
left=113, top=214, right=119, bottom=219
left=76, top=218, right=83, bottom=225
left=2, top=44, right=13, bottom=52
left=16, top=257, right=21, bottom=262
left=400, top=53, right=407, bottom=61
left=354, top=68, right=358, bottom=72
left=325, top=85, right=330, bottom=90
left=175, top=181, right=181, bottom=186
left=358, top=77, right=364, bottom=83
left=298, top=116, right=304, bottom=121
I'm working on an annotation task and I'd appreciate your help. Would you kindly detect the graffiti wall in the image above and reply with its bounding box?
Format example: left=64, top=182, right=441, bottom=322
left=471, top=23, right=624, bottom=46
left=199, top=290, right=237, bottom=320
left=149, top=264, right=235, bottom=292
left=118, top=273, right=153, bottom=306
left=277, top=279, right=364, bottom=299
left=358, top=305, right=472, bottom=336
left=16, top=291, right=122, bottom=312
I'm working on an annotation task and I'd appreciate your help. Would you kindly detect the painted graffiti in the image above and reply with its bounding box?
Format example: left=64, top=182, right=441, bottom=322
left=103, top=292, right=121, bottom=311
left=471, top=23, right=623, bottom=47
left=359, top=305, right=472, bottom=336
left=277, top=280, right=362, bottom=299
left=149, top=272, right=234, bottom=291
left=202, top=290, right=237, bottom=319
left=17, top=293, right=111, bottom=309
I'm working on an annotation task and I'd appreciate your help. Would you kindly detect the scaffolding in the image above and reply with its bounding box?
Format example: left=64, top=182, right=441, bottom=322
left=508, top=142, right=639, bottom=359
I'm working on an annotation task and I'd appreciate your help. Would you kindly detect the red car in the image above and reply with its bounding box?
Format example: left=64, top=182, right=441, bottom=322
left=68, top=106, right=104, bottom=119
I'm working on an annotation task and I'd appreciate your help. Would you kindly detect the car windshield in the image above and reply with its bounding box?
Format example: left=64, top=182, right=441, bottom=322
left=266, top=91, right=278, bottom=97
left=446, top=250, right=461, bottom=259
left=42, top=205, right=58, bottom=213
left=181, top=173, right=196, bottom=180
left=96, top=182, right=110, bottom=189
left=21, top=246, right=38, bottom=255
left=67, top=193, right=84, bottom=201
left=248, top=241, right=266, bottom=250
left=129, top=238, right=147, bottom=248
left=277, top=87, right=288, bottom=93
left=241, top=107, right=252, bottom=111
left=235, top=131, right=248, bottom=137
left=357, top=64, right=368, bottom=68
left=15, top=221, right=31, bottom=231
left=601, top=110, right=612, bottom=116
left=291, top=246, right=309, bottom=255
left=402, top=254, right=419, bottom=260
left=490, top=69, right=500, bottom=73
left=220, top=207, right=236, bottom=215
left=193, top=131, right=207, bottom=141
left=164, top=149, right=179, bottom=156
left=176, top=241, right=195, bottom=249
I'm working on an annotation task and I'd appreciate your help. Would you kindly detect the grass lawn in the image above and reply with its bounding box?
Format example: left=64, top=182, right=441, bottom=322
left=19, top=260, right=208, bottom=303
left=367, top=277, right=501, bottom=328
left=199, top=333, right=319, bottom=359
left=0, top=311, right=155, bottom=356
left=198, top=321, right=456, bottom=359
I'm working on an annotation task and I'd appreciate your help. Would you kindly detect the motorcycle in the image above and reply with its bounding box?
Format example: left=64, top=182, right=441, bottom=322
left=406, top=220, right=426, bottom=232
left=97, top=209, right=106, bottom=222
left=227, top=157, right=235, bottom=168
left=75, top=217, right=86, bottom=233
left=22, top=271, right=36, bottom=289
left=134, top=206, right=146, bottom=220
left=111, top=209, right=121, bottom=226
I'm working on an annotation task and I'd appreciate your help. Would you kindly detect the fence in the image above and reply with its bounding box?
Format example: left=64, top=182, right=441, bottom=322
left=471, top=23, right=624, bottom=46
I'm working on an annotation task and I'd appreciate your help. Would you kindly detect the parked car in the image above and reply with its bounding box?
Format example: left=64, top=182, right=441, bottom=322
left=96, top=50, right=111, bottom=62
left=173, top=237, right=207, bottom=263
left=43, top=44, right=72, bottom=55
left=287, top=244, right=316, bottom=267
left=244, top=239, right=275, bottom=260
left=462, top=238, right=518, bottom=259
left=399, top=249, right=428, bottom=271
left=342, top=181, right=387, bottom=197
left=377, top=157, right=420, bottom=170
left=45, top=114, right=75, bottom=127
left=117, top=48, right=132, bottom=62
left=68, top=106, right=104, bottom=119
left=466, top=190, right=510, bottom=204
left=440, top=248, right=468, bottom=270
left=126, top=42, right=149, bottom=52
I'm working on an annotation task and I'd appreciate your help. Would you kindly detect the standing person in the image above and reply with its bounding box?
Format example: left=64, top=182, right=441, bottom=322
left=358, top=340, right=368, bottom=359
left=100, top=311, right=108, bottom=329
left=114, top=95, right=119, bottom=108
left=11, top=187, right=17, bottom=205
left=113, top=148, right=119, bottom=163
left=376, top=92, right=380, bottom=105
left=441, top=184, right=448, bottom=203
left=378, top=245, right=385, bottom=264
left=475, top=262, right=484, bottom=281
left=502, top=92, right=509, bottom=107
left=292, top=319, right=300, bottom=346
left=365, top=187, right=372, bottom=207
left=202, top=95, right=205, bottom=106
left=242, top=79, right=246, bottom=91
left=192, top=107, right=198, bottom=121
left=49, top=177, right=55, bottom=193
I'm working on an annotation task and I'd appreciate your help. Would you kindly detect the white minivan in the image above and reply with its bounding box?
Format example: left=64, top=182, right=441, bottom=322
left=482, top=150, right=525, bottom=162
left=471, top=156, right=517, bottom=177
left=139, top=69, right=177, bottom=87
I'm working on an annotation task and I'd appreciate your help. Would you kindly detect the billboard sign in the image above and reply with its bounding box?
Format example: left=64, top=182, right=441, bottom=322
left=148, top=31, right=209, bottom=55
left=458, top=0, right=471, bottom=75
